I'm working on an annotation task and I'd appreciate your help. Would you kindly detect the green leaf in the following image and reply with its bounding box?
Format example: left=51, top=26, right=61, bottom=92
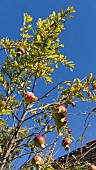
left=92, top=95, right=96, bottom=101
left=56, top=63, right=58, bottom=68
left=20, top=27, right=25, bottom=32
left=24, top=13, right=33, bottom=23
left=3, top=81, right=9, bottom=89
left=59, top=44, right=64, bottom=47
left=75, top=92, right=84, bottom=100
left=1, top=109, right=12, bottom=115
left=45, top=77, right=52, bottom=83
left=92, top=107, right=96, bottom=113
left=0, top=119, right=7, bottom=127
left=0, top=74, right=3, bottom=83
left=40, top=122, right=46, bottom=126
left=77, top=136, right=83, bottom=142
left=27, top=24, right=32, bottom=30
left=20, top=33, right=32, bottom=39
left=18, top=129, right=28, bottom=137
left=45, top=166, right=55, bottom=170
left=64, top=81, right=71, bottom=86
left=87, top=73, right=93, bottom=82
left=37, top=34, right=41, bottom=42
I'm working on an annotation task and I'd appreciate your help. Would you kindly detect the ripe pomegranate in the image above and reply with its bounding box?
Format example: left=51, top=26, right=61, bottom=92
left=62, top=138, right=71, bottom=151
left=52, top=105, right=67, bottom=120
left=17, top=46, right=25, bottom=56
left=58, top=105, right=67, bottom=116
left=34, top=136, right=45, bottom=149
left=31, top=155, right=43, bottom=167
left=24, top=91, right=38, bottom=104
left=88, top=164, right=96, bottom=170
left=67, top=129, right=72, bottom=134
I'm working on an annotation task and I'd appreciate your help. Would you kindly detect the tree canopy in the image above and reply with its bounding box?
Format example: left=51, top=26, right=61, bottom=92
left=0, top=6, right=96, bottom=170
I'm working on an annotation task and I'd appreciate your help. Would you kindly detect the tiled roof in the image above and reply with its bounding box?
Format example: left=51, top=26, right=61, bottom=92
left=52, top=139, right=96, bottom=169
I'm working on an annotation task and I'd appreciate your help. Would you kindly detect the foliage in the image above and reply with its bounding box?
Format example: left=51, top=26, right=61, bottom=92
left=0, top=6, right=95, bottom=170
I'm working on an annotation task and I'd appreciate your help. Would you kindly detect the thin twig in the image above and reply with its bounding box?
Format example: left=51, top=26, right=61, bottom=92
left=32, top=75, right=37, bottom=93
left=39, top=81, right=63, bottom=100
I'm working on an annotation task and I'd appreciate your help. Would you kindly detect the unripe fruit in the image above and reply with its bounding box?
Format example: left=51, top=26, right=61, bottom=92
left=54, top=117, right=68, bottom=129
left=0, top=100, right=6, bottom=113
left=24, top=91, right=38, bottom=104
left=31, top=155, right=43, bottom=167
left=52, top=105, right=68, bottom=130
left=62, top=138, right=71, bottom=151
left=1, top=100, right=6, bottom=105
left=34, top=136, right=45, bottom=149
left=88, top=164, right=96, bottom=170
left=60, top=117, right=68, bottom=123
left=17, top=46, right=25, bottom=56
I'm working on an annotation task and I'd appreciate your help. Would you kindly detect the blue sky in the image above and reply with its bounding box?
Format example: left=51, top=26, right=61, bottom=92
left=0, top=0, right=96, bottom=77
left=0, top=0, right=96, bottom=168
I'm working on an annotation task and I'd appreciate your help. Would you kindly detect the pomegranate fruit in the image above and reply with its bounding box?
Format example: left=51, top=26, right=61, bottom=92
left=34, top=136, right=45, bottom=149
left=52, top=105, right=67, bottom=120
left=67, top=129, right=72, bottom=134
left=58, top=105, right=67, bottom=116
left=31, top=155, right=43, bottom=167
left=88, top=164, right=96, bottom=170
left=62, top=138, right=71, bottom=151
left=17, top=46, right=25, bottom=56
left=24, top=91, right=38, bottom=104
